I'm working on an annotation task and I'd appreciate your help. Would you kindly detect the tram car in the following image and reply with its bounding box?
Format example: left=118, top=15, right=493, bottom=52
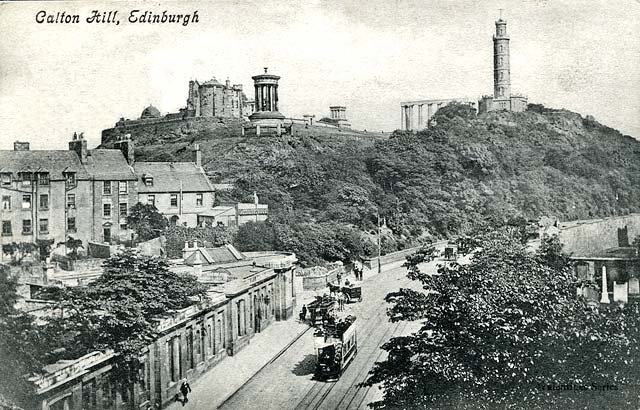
left=307, top=295, right=336, bottom=327
left=314, top=315, right=357, bottom=381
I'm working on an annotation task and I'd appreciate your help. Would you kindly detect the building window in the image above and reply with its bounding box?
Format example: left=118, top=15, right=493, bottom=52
left=0, top=173, right=11, bottom=187
left=2, top=221, right=11, bottom=236
left=170, top=194, right=178, bottom=207
left=120, top=223, right=128, bottom=230
left=67, top=217, right=76, bottom=232
left=144, top=177, right=153, bottom=187
left=64, top=172, right=76, bottom=188
left=147, top=195, right=155, bottom=207
left=186, top=327, right=194, bottom=370
left=103, top=203, right=111, bottom=218
left=39, top=219, right=48, bottom=234
left=2, top=196, right=10, bottom=210
left=67, top=193, right=75, bottom=209
left=22, top=219, right=32, bottom=235
left=39, top=172, right=49, bottom=186
left=19, top=172, right=32, bottom=187
left=119, top=181, right=127, bottom=194
left=39, top=194, right=49, bottom=210
left=119, top=203, right=128, bottom=217
left=22, top=195, right=31, bottom=209
left=103, top=181, right=112, bottom=195
left=196, top=193, right=203, bottom=207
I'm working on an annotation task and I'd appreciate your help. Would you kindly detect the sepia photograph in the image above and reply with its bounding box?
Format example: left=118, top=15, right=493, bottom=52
left=1, top=0, right=639, bottom=409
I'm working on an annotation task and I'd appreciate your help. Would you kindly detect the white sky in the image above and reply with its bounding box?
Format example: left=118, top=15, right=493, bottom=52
left=0, top=0, right=639, bottom=150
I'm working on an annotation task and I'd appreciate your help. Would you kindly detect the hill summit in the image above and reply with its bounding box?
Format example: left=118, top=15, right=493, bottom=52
left=103, top=103, right=640, bottom=263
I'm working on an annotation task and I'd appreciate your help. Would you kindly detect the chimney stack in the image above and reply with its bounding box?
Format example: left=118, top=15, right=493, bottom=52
left=114, top=134, right=135, bottom=165
left=68, top=132, right=88, bottom=164
left=193, top=144, right=201, bottom=167
left=13, top=141, right=30, bottom=151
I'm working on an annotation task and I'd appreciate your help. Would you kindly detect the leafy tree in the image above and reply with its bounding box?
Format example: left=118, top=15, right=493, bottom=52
left=41, top=250, right=208, bottom=381
left=59, top=236, right=83, bottom=260
left=127, top=203, right=168, bottom=242
left=0, top=268, right=47, bottom=409
left=234, top=221, right=278, bottom=253
left=364, top=231, right=640, bottom=409
left=36, top=239, right=54, bottom=261
left=1, top=242, right=37, bottom=266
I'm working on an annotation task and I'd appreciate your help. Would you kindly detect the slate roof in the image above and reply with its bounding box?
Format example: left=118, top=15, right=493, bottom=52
left=184, top=244, right=245, bottom=265
left=84, top=149, right=137, bottom=181
left=0, top=150, right=89, bottom=180
left=135, top=162, right=215, bottom=193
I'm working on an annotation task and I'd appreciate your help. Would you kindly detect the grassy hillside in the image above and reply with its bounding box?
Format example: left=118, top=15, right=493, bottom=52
left=118, top=104, right=640, bottom=263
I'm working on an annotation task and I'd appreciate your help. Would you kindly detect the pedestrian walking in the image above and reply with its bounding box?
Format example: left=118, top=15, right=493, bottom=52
left=179, top=378, right=191, bottom=406
left=337, top=272, right=342, bottom=285
left=300, top=304, right=307, bottom=322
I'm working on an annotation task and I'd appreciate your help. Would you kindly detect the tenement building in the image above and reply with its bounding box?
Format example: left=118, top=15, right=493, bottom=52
left=111, top=135, right=216, bottom=227
left=0, top=134, right=137, bottom=261
left=29, top=245, right=297, bottom=410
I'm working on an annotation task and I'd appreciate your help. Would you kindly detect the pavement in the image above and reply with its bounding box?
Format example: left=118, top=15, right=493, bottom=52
left=163, top=259, right=426, bottom=410
left=164, top=288, right=331, bottom=410
left=165, top=314, right=311, bottom=410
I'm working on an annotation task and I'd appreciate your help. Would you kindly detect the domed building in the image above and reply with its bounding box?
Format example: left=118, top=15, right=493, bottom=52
left=140, top=105, right=161, bottom=120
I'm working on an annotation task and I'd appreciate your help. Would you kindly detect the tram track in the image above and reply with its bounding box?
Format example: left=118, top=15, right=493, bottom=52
left=293, top=267, right=416, bottom=410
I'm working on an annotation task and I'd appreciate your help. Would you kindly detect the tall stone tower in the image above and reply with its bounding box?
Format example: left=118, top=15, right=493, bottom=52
left=493, top=17, right=511, bottom=100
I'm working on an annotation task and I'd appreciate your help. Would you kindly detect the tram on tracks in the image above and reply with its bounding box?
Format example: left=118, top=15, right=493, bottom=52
left=314, top=315, right=357, bottom=381
left=307, top=295, right=336, bottom=327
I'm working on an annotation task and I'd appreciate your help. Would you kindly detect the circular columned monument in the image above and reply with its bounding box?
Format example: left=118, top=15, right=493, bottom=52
left=249, top=67, right=285, bottom=121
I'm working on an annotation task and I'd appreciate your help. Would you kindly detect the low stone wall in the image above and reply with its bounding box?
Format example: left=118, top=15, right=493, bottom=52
left=557, top=214, right=640, bottom=256
left=361, top=246, right=422, bottom=278
left=300, top=267, right=342, bottom=290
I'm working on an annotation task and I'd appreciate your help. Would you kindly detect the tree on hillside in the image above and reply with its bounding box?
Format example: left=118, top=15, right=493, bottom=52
left=363, top=231, right=640, bottom=409
left=127, top=203, right=168, bottom=242
left=235, top=221, right=278, bottom=252
left=41, top=250, right=208, bottom=382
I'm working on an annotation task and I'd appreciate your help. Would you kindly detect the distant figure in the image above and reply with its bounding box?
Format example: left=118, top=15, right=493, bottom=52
left=337, top=272, right=342, bottom=285
left=179, top=378, right=191, bottom=406
left=300, top=305, right=307, bottom=322
left=345, top=279, right=351, bottom=287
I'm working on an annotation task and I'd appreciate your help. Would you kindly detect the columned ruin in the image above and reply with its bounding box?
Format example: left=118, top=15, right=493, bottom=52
left=400, top=98, right=477, bottom=131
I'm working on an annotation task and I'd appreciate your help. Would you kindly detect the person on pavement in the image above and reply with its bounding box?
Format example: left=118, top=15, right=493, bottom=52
left=179, top=378, right=191, bottom=406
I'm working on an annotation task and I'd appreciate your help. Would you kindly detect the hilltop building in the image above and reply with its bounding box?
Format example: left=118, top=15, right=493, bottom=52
left=0, top=134, right=137, bottom=260
left=243, top=67, right=286, bottom=137
left=186, top=77, right=249, bottom=119
left=400, top=98, right=477, bottom=131
left=478, top=17, right=528, bottom=113
left=318, top=106, right=351, bottom=128
left=109, top=74, right=254, bottom=131
left=400, top=15, right=527, bottom=130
